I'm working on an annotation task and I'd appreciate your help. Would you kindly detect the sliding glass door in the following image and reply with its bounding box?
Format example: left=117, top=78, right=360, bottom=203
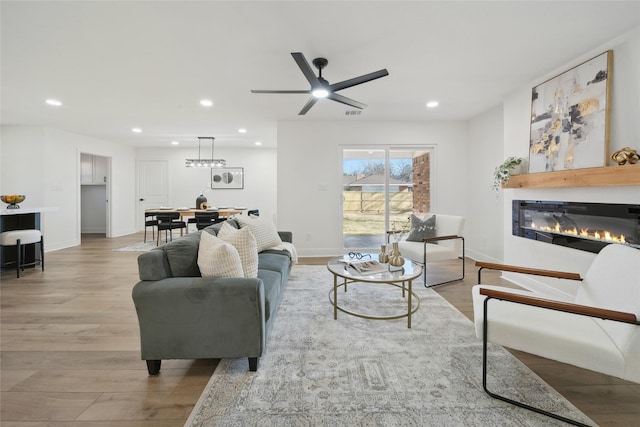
left=342, top=147, right=433, bottom=250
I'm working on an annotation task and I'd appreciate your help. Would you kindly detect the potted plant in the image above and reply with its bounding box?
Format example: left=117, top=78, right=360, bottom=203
left=492, top=156, right=525, bottom=194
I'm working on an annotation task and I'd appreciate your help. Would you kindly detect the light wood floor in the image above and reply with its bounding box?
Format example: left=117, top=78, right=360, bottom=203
left=1, top=233, right=638, bottom=426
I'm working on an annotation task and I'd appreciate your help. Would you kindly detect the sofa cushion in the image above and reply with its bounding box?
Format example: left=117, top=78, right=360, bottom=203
left=198, top=232, right=244, bottom=278
left=398, top=240, right=457, bottom=263
left=217, top=222, right=259, bottom=278
left=236, top=216, right=283, bottom=252
left=258, top=252, right=291, bottom=286
left=406, top=214, right=436, bottom=242
left=164, top=233, right=201, bottom=277
left=257, top=268, right=282, bottom=321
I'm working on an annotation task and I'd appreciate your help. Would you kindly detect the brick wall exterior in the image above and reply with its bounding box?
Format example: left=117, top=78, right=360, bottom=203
left=412, top=152, right=431, bottom=214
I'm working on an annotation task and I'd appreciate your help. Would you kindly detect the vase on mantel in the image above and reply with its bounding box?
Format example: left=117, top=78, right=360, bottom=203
left=389, top=242, right=405, bottom=268
left=378, top=245, right=389, bottom=263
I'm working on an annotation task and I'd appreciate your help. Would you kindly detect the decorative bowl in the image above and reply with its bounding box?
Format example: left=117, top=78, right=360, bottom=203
left=1, top=194, right=26, bottom=209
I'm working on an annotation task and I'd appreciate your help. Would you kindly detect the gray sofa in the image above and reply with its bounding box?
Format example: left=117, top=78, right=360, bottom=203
left=132, top=219, right=293, bottom=375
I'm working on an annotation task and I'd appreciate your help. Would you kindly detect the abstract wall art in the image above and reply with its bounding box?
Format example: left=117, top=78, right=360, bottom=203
left=529, top=50, right=612, bottom=173
left=210, top=167, right=244, bottom=189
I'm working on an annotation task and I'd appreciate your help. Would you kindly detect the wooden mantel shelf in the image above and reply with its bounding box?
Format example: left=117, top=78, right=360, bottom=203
left=503, top=164, right=640, bottom=189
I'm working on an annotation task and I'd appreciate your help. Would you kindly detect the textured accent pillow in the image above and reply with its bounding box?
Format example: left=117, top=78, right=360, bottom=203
left=217, top=222, right=259, bottom=278
left=406, top=214, right=437, bottom=242
left=235, top=216, right=283, bottom=252
left=197, top=231, right=244, bottom=278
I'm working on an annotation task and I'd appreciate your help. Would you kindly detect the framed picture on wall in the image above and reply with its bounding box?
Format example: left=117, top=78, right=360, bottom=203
left=210, top=167, right=244, bottom=189
left=528, top=50, right=612, bottom=173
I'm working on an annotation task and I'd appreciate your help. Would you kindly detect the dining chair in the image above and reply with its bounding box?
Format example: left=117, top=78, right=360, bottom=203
left=144, top=212, right=158, bottom=243
left=156, top=212, right=187, bottom=245
left=194, top=211, right=226, bottom=230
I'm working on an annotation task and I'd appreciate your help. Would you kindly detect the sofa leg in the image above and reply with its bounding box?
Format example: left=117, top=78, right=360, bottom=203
left=248, top=357, right=258, bottom=371
left=146, top=360, right=161, bottom=375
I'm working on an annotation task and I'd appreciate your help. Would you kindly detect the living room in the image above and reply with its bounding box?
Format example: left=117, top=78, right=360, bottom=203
left=2, top=1, right=640, bottom=425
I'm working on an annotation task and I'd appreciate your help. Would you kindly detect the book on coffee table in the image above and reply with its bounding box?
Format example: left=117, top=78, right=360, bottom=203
left=340, top=259, right=387, bottom=275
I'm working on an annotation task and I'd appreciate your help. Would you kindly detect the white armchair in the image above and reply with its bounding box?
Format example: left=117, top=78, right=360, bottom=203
left=388, top=213, right=465, bottom=287
left=472, top=243, right=640, bottom=425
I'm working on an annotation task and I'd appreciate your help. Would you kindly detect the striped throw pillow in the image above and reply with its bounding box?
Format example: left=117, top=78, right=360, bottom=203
left=217, top=222, right=259, bottom=278
left=235, top=216, right=282, bottom=253
left=198, top=231, right=244, bottom=278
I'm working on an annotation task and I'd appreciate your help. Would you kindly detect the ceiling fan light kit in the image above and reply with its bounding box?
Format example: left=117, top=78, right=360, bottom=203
left=251, top=52, right=389, bottom=115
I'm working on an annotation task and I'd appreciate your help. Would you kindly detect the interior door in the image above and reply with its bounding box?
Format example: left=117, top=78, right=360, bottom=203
left=138, top=160, right=169, bottom=230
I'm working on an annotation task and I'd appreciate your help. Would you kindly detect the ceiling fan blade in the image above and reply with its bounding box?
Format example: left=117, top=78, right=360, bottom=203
left=328, top=93, right=367, bottom=110
left=291, top=52, right=321, bottom=87
left=298, top=97, right=319, bottom=115
left=329, top=69, right=389, bottom=92
left=251, top=90, right=311, bottom=94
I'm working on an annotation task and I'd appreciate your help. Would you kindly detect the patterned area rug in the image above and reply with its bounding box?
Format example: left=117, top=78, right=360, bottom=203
left=185, top=265, right=594, bottom=426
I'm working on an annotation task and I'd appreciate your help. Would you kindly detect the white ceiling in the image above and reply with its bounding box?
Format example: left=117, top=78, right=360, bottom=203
left=2, top=1, right=639, bottom=149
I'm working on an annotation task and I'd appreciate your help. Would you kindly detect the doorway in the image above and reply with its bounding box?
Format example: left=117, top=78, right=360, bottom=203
left=80, top=153, right=111, bottom=238
left=342, top=147, right=433, bottom=251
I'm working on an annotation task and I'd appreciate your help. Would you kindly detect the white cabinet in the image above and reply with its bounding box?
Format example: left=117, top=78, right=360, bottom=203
left=81, top=154, right=107, bottom=185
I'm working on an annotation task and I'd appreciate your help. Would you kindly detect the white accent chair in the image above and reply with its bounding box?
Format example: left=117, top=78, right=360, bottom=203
left=0, top=229, right=44, bottom=278
left=472, top=243, right=640, bottom=425
left=388, top=213, right=465, bottom=287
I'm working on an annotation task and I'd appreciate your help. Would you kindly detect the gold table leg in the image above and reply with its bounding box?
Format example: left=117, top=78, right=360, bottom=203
left=333, top=274, right=337, bottom=320
left=408, top=279, right=412, bottom=328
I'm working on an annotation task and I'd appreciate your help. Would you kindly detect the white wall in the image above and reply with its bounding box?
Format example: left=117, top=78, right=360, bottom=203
left=466, top=105, right=505, bottom=262
left=499, top=27, right=640, bottom=297
left=135, top=146, right=277, bottom=227
left=1, top=125, right=137, bottom=251
left=277, top=120, right=469, bottom=257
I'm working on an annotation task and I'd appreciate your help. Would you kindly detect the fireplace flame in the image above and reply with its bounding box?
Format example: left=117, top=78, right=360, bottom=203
left=530, top=221, right=626, bottom=243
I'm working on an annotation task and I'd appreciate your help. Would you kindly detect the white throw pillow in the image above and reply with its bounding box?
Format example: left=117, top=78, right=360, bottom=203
left=198, top=231, right=244, bottom=278
left=235, top=216, right=282, bottom=252
left=217, top=222, right=259, bottom=278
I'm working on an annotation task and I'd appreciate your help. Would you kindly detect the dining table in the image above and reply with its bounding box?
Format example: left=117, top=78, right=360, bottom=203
left=145, top=207, right=246, bottom=245
left=146, top=207, right=246, bottom=220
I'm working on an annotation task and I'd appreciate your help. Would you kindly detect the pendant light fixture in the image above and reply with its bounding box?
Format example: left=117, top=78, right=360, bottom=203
left=185, top=136, right=226, bottom=168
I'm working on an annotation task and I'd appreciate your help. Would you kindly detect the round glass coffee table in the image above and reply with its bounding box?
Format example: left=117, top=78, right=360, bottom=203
left=326, top=254, right=422, bottom=328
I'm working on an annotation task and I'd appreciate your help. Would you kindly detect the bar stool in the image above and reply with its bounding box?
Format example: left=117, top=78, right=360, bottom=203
left=0, top=229, right=44, bottom=278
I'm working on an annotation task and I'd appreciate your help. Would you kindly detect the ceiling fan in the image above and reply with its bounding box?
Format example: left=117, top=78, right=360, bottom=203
left=251, top=52, right=389, bottom=115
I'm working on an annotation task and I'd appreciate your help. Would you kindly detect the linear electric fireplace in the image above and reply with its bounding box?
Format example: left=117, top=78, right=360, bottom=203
left=513, top=200, right=640, bottom=253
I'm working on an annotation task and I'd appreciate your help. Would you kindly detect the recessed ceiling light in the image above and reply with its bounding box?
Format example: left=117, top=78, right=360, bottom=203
left=171, top=141, right=179, bottom=145
left=200, top=99, right=213, bottom=107
left=426, top=101, right=439, bottom=108
left=132, top=128, right=142, bottom=133
left=45, top=99, right=62, bottom=106
left=238, top=128, right=247, bottom=133
left=255, top=141, right=262, bottom=146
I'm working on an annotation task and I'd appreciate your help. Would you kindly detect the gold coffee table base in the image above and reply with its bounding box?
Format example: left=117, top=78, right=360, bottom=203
left=328, top=280, right=420, bottom=327
left=327, top=255, right=423, bottom=328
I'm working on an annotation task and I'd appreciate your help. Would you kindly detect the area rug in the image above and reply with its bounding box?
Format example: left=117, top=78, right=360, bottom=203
left=185, top=265, right=594, bottom=426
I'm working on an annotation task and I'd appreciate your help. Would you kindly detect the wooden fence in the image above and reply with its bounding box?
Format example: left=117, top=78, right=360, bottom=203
left=343, top=191, right=413, bottom=213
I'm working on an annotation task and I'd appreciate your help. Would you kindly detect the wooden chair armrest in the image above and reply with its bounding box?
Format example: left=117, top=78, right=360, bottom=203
left=475, top=261, right=581, bottom=282
left=423, top=234, right=461, bottom=243
left=479, top=287, right=639, bottom=324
